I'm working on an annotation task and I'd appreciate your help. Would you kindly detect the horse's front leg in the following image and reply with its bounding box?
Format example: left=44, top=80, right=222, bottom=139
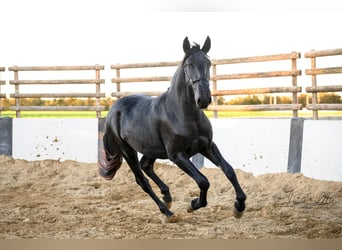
left=173, top=152, right=210, bottom=212
left=202, top=142, right=246, bottom=218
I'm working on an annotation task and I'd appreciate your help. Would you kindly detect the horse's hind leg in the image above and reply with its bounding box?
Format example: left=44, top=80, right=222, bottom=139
left=202, top=142, right=246, bottom=218
left=140, top=156, right=172, bottom=208
left=120, top=146, right=174, bottom=219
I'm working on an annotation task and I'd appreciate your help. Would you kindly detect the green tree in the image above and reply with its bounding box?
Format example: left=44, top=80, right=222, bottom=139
left=319, top=93, right=341, bottom=103
left=229, top=95, right=262, bottom=105
left=276, top=96, right=292, bottom=104
left=217, top=96, right=226, bottom=105
left=298, top=94, right=310, bottom=108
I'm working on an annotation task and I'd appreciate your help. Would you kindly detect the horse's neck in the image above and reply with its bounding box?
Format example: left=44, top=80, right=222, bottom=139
left=167, top=67, right=200, bottom=119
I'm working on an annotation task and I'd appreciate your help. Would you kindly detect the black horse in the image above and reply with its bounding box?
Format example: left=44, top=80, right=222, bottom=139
left=98, top=36, right=246, bottom=221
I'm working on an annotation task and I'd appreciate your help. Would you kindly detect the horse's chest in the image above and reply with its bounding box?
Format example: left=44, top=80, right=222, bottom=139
left=167, top=123, right=208, bottom=150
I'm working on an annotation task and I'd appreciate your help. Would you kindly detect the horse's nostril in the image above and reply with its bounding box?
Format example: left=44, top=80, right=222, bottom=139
left=197, top=98, right=201, bottom=105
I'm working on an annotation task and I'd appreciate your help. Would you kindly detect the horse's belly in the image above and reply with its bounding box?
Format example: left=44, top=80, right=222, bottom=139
left=125, top=134, right=167, bottom=159
left=136, top=144, right=168, bottom=159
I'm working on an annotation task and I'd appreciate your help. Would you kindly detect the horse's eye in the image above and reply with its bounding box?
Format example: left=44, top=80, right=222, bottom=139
left=187, top=64, right=193, bottom=70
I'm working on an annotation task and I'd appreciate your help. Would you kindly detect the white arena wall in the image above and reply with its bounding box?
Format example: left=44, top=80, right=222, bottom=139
left=204, top=119, right=291, bottom=175
left=3, top=118, right=342, bottom=182
left=301, top=120, right=342, bottom=181
left=12, top=119, right=99, bottom=163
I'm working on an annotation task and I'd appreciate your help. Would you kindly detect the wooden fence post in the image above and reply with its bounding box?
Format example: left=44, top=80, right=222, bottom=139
left=291, top=52, right=300, bottom=118
left=310, top=52, right=319, bottom=120
left=211, top=62, right=218, bottom=118
left=95, top=64, right=102, bottom=118
left=0, top=67, right=6, bottom=115
left=115, top=68, right=121, bottom=95
left=13, top=66, right=21, bottom=118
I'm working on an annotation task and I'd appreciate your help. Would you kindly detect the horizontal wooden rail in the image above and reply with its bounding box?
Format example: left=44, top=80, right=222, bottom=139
left=211, top=87, right=301, bottom=96
left=306, top=85, right=342, bottom=93
left=111, top=61, right=179, bottom=69
left=213, top=70, right=301, bottom=81
left=306, top=104, right=342, bottom=111
left=9, top=79, right=105, bottom=85
left=208, top=104, right=302, bottom=111
left=10, top=93, right=106, bottom=98
left=8, top=65, right=104, bottom=71
left=305, top=67, right=342, bottom=75
left=10, top=106, right=106, bottom=111
left=212, top=52, right=301, bottom=65
left=304, top=48, right=342, bottom=58
left=111, top=76, right=172, bottom=83
left=111, top=91, right=163, bottom=98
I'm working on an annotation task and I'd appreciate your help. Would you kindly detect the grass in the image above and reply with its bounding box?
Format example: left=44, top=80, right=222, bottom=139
left=1, top=110, right=342, bottom=119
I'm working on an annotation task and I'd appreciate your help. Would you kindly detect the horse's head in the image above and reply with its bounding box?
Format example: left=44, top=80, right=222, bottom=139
left=183, top=36, right=212, bottom=109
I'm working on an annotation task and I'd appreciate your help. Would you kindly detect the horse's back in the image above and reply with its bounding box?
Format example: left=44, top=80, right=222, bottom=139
left=108, top=95, right=156, bottom=123
left=111, top=94, right=152, bottom=112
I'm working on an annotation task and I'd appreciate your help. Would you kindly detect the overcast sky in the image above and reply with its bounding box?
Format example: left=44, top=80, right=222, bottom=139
left=1, top=0, right=341, bottom=94
left=1, top=0, right=341, bottom=64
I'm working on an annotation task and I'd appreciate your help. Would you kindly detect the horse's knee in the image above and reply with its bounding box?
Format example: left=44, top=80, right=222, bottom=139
left=198, top=178, right=210, bottom=191
left=161, top=186, right=170, bottom=196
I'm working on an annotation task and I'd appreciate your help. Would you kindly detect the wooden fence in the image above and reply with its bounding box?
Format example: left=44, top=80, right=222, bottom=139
left=209, top=52, right=302, bottom=117
left=8, top=65, right=105, bottom=118
left=111, top=61, right=177, bottom=98
left=0, top=67, right=6, bottom=114
left=0, top=49, right=341, bottom=119
left=111, top=52, right=302, bottom=118
left=304, top=48, right=342, bottom=119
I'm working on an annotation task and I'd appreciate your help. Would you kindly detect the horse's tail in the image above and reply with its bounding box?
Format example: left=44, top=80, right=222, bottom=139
left=98, top=126, right=123, bottom=180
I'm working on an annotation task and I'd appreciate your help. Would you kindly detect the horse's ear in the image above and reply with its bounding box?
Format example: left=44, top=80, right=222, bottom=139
left=183, top=37, right=191, bottom=53
left=201, top=36, right=211, bottom=54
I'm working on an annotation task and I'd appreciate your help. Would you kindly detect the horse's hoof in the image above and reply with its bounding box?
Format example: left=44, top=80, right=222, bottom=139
left=165, top=201, right=172, bottom=209
left=233, top=207, right=244, bottom=219
left=187, top=204, right=194, bottom=213
left=166, top=214, right=180, bottom=223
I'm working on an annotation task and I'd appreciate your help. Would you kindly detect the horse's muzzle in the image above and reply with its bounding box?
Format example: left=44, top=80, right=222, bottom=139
left=194, top=80, right=211, bottom=109
left=197, top=96, right=211, bottom=109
